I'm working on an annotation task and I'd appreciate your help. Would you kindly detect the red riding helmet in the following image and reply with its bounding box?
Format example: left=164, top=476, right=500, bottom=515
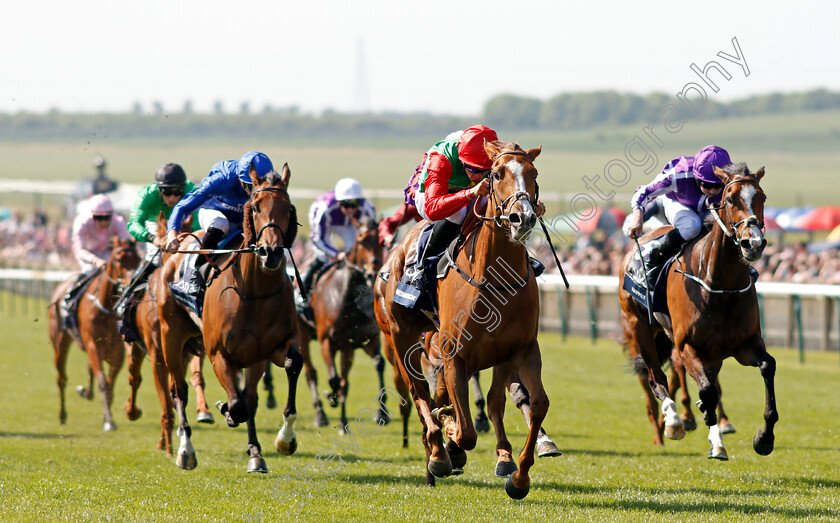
left=457, top=125, right=498, bottom=170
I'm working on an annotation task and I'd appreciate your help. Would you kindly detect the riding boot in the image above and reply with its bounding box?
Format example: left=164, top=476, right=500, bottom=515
left=298, top=257, right=328, bottom=324
left=408, top=219, right=461, bottom=290
left=188, top=227, right=225, bottom=296
left=646, top=229, right=685, bottom=279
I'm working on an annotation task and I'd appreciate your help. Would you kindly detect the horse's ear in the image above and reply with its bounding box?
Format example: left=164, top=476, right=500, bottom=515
left=483, top=140, right=500, bottom=163
left=280, top=163, right=291, bottom=187
left=526, top=146, right=542, bottom=162
left=713, top=165, right=731, bottom=184
left=754, top=166, right=765, bottom=181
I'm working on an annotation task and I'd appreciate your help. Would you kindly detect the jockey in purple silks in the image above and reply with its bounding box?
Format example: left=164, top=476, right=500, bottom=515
left=301, top=178, right=377, bottom=298
left=624, top=145, right=732, bottom=268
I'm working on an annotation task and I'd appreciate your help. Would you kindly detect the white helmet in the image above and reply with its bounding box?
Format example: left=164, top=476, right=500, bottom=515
left=335, top=178, right=363, bottom=201
left=89, top=194, right=114, bottom=215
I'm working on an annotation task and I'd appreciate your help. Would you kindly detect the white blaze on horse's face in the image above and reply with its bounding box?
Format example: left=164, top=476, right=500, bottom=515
left=504, top=159, right=536, bottom=241
left=737, top=183, right=766, bottom=261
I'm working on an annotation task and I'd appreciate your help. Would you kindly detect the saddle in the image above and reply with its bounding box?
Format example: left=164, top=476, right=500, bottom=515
left=168, top=231, right=243, bottom=317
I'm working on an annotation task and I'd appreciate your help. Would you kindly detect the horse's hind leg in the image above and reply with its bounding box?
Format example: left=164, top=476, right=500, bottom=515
left=52, top=326, right=73, bottom=424
left=209, top=351, right=248, bottom=427
left=300, top=331, right=329, bottom=427
left=321, top=338, right=341, bottom=410
left=383, top=335, right=411, bottom=448
left=189, top=354, right=214, bottom=424
left=84, top=338, right=116, bottom=432
left=336, top=346, right=355, bottom=435
left=681, top=345, right=727, bottom=459
left=716, top=384, right=736, bottom=434
left=669, top=350, right=697, bottom=431
left=148, top=341, right=174, bottom=455
left=262, top=358, right=276, bottom=409
left=274, top=345, right=303, bottom=455
left=488, top=365, right=516, bottom=478
left=124, top=343, right=144, bottom=421
left=508, top=373, right=562, bottom=458
left=470, top=372, right=491, bottom=433
left=243, top=362, right=268, bottom=473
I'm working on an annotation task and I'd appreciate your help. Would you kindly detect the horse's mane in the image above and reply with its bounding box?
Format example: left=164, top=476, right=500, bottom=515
left=490, top=140, right=523, bottom=155
left=720, top=162, right=752, bottom=178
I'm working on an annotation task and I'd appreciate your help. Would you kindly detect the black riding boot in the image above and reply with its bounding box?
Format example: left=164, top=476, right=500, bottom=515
left=408, top=219, right=461, bottom=289
left=188, top=227, right=225, bottom=296
left=301, top=257, right=328, bottom=298
left=647, top=229, right=685, bottom=267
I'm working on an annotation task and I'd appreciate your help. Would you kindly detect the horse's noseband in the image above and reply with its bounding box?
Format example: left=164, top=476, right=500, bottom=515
left=251, top=186, right=294, bottom=250
left=708, top=177, right=765, bottom=245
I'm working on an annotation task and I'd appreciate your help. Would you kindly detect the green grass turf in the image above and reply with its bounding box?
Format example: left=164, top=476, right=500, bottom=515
left=0, top=294, right=838, bottom=521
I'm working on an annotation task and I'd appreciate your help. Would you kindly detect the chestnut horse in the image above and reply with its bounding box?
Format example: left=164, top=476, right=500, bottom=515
left=375, top=140, right=547, bottom=499
left=48, top=237, right=140, bottom=431
left=619, top=163, right=777, bottom=460
left=299, top=215, right=389, bottom=431
left=156, top=166, right=303, bottom=472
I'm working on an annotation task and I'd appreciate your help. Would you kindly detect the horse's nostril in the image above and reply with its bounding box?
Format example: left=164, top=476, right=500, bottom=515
left=258, top=246, right=268, bottom=257
left=509, top=214, right=521, bottom=224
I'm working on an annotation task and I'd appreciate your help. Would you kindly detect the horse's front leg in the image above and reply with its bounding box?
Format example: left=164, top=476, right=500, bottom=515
left=337, top=346, right=355, bottom=435
left=506, top=341, right=549, bottom=500
left=243, top=361, right=268, bottom=473
left=84, top=335, right=117, bottom=432
left=273, top=344, right=302, bottom=455
left=124, top=342, right=144, bottom=421
left=300, top=329, right=329, bottom=427
left=736, top=341, right=777, bottom=456
left=189, top=353, right=214, bottom=424
left=682, top=344, right=728, bottom=460
left=439, top=354, right=474, bottom=475
left=366, top=338, right=390, bottom=425
left=209, top=350, right=248, bottom=428
left=508, top=373, right=562, bottom=458
left=669, top=349, right=697, bottom=431
left=321, top=337, right=341, bottom=410
left=487, top=364, right=516, bottom=477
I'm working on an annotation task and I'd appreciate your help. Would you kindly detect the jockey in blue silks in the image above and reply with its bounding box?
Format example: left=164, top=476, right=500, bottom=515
left=164, top=150, right=275, bottom=294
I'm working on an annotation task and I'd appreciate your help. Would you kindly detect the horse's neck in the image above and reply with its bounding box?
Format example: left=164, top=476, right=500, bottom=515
left=696, top=224, right=748, bottom=287
left=96, top=266, right=118, bottom=304
left=470, top=222, right=528, bottom=286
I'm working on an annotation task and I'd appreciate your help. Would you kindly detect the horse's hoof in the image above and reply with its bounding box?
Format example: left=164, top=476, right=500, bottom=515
left=325, top=391, right=338, bottom=408
left=495, top=460, right=518, bottom=478
left=125, top=406, right=143, bottom=421
left=265, top=394, right=277, bottom=410
left=196, top=411, right=214, bottom=424
left=247, top=456, right=269, bottom=473
left=719, top=421, right=737, bottom=434
left=448, top=446, right=467, bottom=470
left=76, top=386, right=92, bottom=400
left=505, top=474, right=530, bottom=500
left=664, top=423, right=686, bottom=440
left=176, top=451, right=197, bottom=470
left=451, top=468, right=464, bottom=476
left=537, top=440, right=563, bottom=458
left=708, top=445, right=729, bottom=460
left=681, top=417, right=697, bottom=432
left=427, top=458, right=453, bottom=478
left=373, top=409, right=390, bottom=426
left=431, top=405, right=454, bottom=423
left=103, top=421, right=117, bottom=432
left=275, top=436, right=298, bottom=456
left=753, top=430, right=774, bottom=456
left=314, top=411, right=330, bottom=427
left=474, top=412, right=490, bottom=433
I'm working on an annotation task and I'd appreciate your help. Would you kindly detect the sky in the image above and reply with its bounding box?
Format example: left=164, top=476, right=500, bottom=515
left=1, top=0, right=839, bottom=116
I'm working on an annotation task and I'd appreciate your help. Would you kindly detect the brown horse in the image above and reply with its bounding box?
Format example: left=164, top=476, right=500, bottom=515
left=123, top=269, right=215, bottom=455
left=621, top=311, right=736, bottom=446
left=299, top=215, right=388, bottom=431
left=619, top=163, right=777, bottom=460
left=156, top=166, right=303, bottom=472
left=375, top=140, right=547, bottom=499
left=48, top=237, right=140, bottom=431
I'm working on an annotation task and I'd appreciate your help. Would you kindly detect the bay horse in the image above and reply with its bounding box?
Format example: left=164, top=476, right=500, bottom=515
left=621, top=311, right=735, bottom=446
left=48, top=237, right=140, bottom=431
left=619, top=163, right=777, bottom=460
left=156, top=166, right=303, bottom=472
left=375, top=140, right=547, bottom=499
left=299, top=215, right=389, bottom=432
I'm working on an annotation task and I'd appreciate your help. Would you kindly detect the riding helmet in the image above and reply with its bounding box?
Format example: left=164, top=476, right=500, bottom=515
left=693, top=145, right=731, bottom=184
left=457, top=125, right=499, bottom=170
left=155, top=163, right=187, bottom=187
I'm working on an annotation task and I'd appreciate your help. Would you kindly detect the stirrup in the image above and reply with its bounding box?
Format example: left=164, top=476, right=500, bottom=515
left=187, top=270, right=204, bottom=296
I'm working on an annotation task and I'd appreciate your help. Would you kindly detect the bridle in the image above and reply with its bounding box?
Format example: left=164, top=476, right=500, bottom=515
left=706, top=177, right=765, bottom=248
left=473, top=150, right=538, bottom=229
left=250, top=186, right=294, bottom=248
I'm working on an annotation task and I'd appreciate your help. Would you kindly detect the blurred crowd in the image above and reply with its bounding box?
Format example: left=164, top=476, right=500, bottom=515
left=1, top=210, right=838, bottom=284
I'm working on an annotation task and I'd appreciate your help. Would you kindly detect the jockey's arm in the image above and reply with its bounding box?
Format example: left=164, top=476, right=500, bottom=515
left=422, top=158, right=475, bottom=222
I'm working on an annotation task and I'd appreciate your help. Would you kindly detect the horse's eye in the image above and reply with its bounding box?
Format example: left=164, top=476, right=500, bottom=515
left=725, top=197, right=733, bottom=206
left=493, top=172, right=501, bottom=181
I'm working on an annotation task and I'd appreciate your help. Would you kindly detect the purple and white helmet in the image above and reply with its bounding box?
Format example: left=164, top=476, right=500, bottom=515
left=693, top=145, right=731, bottom=184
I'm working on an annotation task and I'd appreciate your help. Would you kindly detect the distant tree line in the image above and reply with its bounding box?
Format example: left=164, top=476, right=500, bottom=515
left=481, top=88, right=840, bottom=129
left=0, top=89, right=838, bottom=141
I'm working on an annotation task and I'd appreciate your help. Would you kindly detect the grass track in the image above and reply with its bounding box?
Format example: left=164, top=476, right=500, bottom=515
left=0, top=299, right=839, bottom=521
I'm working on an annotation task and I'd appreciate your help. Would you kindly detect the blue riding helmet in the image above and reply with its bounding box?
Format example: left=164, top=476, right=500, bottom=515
left=236, top=151, right=274, bottom=185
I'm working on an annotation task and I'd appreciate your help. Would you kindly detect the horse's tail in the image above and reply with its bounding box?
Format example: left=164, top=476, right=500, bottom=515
left=625, top=332, right=674, bottom=376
